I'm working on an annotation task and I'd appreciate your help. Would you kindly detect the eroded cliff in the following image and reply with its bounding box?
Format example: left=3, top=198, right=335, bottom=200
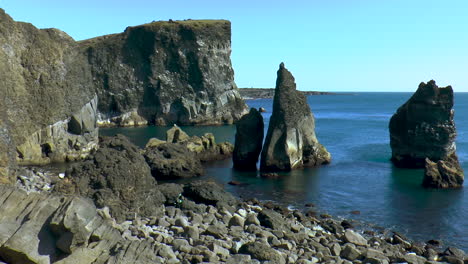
left=81, top=19, right=247, bottom=126
left=0, top=9, right=247, bottom=182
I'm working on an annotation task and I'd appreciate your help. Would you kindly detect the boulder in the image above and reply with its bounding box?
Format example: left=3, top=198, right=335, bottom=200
left=183, top=180, right=237, bottom=206
left=233, top=108, right=264, bottom=170
left=144, top=143, right=204, bottom=180
left=238, top=242, right=285, bottom=263
left=54, top=135, right=164, bottom=222
left=389, top=80, right=464, bottom=188
left=260, top=63, right=331, bottom=172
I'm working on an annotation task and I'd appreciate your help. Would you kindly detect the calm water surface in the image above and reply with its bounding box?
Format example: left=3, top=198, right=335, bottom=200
left=101, top=92, right=468, bottom=250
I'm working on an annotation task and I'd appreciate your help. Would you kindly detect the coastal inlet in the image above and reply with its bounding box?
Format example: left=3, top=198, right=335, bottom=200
left=102, top=92, right=468, bottom=251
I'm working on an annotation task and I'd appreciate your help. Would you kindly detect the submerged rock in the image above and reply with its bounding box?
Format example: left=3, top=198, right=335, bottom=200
left=389, top=80, right=463, bottom=188
left=260, top=63, right=331, bottom=171
left=55, top=135, right=164, bottom=222
left=233, top=108, right=264, bottom=170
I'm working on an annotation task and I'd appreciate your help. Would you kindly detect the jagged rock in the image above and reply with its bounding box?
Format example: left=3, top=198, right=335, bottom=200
left=54, top=135, right=164, bottom=222
left=260, top=63, right=331, bottom=172
left=83, top=19, right=248, bottom=126
left=423, top=154, right=464, bottom=188
left=233, top=108, right=264, bottom=170
left=389, top=80, right=464, bottom=188
left=144, top=143, right=204, bottom=180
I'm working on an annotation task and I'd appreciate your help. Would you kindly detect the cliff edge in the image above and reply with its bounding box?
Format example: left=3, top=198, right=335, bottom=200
left=81, top=19, right=247, bottom=126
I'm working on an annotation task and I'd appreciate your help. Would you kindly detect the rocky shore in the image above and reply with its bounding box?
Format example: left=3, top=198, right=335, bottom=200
left=5, top=169, right=467, bottom=264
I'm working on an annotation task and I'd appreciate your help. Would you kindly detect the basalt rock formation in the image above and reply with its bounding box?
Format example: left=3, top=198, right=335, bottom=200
left=233, top=108, right=264, bottom=170
left=260, top=63, right=331, bottom=172
left=82, top=19, right=248, bottom=126
left=0, top=9, right=247, bottom=183
left=389, top=80, right=464, bottom=188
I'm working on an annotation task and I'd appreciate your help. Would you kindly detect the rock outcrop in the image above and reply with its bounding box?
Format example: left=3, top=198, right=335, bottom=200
left=260, top=63, right=331, bottom=172
left=0, top=9, right=247, bottom=182
left=423, top=154, right=464, bottom=188
left=233, top=108, right=264, bottom=170
left=0, top=9, right=98, bottom=171
left=82, top=19, right=248, bottom=126
left=55, top=135, right=164, bottom=222
left=389, top=80, right=464, bottom=188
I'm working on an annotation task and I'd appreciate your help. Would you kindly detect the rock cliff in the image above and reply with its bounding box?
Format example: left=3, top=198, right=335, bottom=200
left=0, top=9, right=247, bottom=182
left=0, top=9, right=98, bottom=172
left=260, top=63, right=331, bottom=172
left=389, top=80, right=464, bottom=188
left=81, top=19, right=247, bottom=126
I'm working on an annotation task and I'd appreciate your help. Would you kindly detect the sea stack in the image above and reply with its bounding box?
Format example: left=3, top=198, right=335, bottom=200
left=389, top=80, right=464, bottom=188
left=260, top=63, right=331, bottom=172
left=233, top=108, right=264, bottom=170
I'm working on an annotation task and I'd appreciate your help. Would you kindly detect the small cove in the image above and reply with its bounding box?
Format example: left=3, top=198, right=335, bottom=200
left=101, top=92, right=468, bottom=250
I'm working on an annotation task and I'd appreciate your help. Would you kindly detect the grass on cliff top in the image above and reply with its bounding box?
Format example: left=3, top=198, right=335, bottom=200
left=79, top=19, right=229, bottom=44
left=138, top=19, right=229, bottom=30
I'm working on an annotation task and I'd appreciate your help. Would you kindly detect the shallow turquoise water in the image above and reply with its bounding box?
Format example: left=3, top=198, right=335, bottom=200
left=101, top=93, right=468, bottom=250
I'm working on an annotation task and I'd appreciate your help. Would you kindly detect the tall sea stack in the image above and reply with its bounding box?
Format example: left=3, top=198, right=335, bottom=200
left=389, top=80, right=464, bottom=188
left=260, top=63, right=331, bottom=172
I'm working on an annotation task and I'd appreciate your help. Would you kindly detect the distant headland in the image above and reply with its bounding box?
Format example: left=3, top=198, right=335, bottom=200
left=239, top=88, right=342, bottom=99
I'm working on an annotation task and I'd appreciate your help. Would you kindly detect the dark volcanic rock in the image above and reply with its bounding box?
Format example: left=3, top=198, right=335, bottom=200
left=233, top=108, right=264, bottom=170
left=83, top=19, right=247, bottom=126
left=389, top=80, right=463, bottom=188
left=183, top=180, right=237, bottom=206
left=144, top=143, right=204, bottom=180
left=260, top=63, right=331, bottom=171
left=55, top=135, right=164, bottom=222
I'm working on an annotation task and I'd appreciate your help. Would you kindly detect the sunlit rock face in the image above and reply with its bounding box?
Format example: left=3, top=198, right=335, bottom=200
left=260, top=63, right=331, bottom=172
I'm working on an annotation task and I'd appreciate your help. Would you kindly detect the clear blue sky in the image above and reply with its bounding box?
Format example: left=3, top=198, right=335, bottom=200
left=1, top=0, right=468, bottom=91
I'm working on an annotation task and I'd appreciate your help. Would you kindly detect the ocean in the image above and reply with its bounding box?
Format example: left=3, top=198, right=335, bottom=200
left=101, top=92, right=468, bottom=250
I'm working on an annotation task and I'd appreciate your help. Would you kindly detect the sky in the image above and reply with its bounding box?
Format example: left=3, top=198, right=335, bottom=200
left=1, top=0, right=468, bottom=92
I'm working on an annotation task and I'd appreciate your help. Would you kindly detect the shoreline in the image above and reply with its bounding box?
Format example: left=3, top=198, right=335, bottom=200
left=13, top=164, right=467, bottom=263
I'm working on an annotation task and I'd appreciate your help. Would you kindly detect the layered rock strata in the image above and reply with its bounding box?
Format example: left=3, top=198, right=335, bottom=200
left=260, top=63, right=331, bottom=172
left=389, top=80, right=464, bottom=188
left=233, top=108, right=264, bottom=170
left=82, top=19, right=248, bottom=126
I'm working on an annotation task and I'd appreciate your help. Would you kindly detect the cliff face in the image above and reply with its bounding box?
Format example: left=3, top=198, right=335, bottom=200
left=81, top=20, right=247, bottom=126
left=0, top=9, right=98, bottom=171
left=0, top=9, right=247, bottom=181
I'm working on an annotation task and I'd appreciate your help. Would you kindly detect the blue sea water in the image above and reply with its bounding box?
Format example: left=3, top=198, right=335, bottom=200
left=101, top=92, right=468, bottom=250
